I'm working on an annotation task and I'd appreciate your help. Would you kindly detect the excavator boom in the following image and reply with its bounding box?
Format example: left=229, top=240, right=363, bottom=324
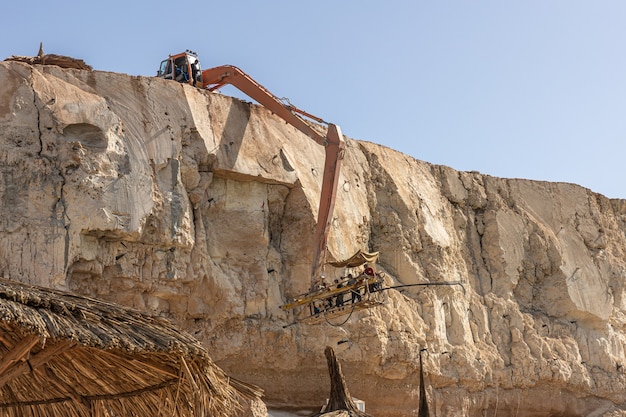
left=201, top=64, right=345, bottom=285
left=311, top=124, right=343, bottom=282
left=201, top=65, right=332, bottom=146
left=157, top=52, right=345, bottom=286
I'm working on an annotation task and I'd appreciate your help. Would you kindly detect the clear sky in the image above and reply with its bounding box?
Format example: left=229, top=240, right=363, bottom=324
left=3, top=1, right=625, bottom=198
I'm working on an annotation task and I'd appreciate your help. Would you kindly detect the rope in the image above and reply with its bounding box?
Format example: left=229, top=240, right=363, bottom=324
left=323, top=303, right=355, bottom=327
left=382, top=280, right=466, bottom=294
left=283, top=281, right=465, bottom=328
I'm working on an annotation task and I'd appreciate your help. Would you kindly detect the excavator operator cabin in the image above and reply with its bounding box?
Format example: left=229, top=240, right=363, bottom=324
left=157, top=50, right=202, bottom=85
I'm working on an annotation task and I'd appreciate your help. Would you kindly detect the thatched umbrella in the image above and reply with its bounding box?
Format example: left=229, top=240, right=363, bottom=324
left=0, top=278, right=252, bottom=417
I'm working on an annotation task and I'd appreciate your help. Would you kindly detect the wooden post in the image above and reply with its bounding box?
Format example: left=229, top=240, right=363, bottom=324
left=318, top=346, right=374, bottom=416
left=418, top=348, right=430, bottom=417
left=323, top=346, right=358, bottom=412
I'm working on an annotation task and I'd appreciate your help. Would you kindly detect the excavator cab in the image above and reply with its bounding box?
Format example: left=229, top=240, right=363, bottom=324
left=157, top=50, right=202, bottom=85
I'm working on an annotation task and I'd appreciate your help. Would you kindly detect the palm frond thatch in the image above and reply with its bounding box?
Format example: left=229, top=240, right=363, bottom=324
left=0, top=278, right=245, bottom=417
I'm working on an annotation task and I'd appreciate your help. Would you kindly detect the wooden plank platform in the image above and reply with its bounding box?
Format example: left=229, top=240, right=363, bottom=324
left=280, top=276, right=380, bottom=311
left=299, top=299, right=384, bottom=325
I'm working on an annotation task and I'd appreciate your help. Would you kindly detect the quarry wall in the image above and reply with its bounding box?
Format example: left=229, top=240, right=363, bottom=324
left=2, top=60, right=626, bottom=416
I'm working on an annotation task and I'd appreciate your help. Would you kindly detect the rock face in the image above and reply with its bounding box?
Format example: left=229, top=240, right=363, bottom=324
left=2, top=59, right=626, bottom=417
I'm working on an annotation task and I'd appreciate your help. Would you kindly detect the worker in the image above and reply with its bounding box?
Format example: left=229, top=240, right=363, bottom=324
left=346, top=274, right=361, bottom=304
left=368, top=275, right=383, bottom=293
left=336, top=292, right=345, bottom=308
left=346, top=274, right=356, bottom=286
left=191, top=59, right=199, bottom=86
left=175, top=58, right=188, bottom=83
left=312, top=303, right=321, bottom=316
left=334, top=279, right=345, bottom=308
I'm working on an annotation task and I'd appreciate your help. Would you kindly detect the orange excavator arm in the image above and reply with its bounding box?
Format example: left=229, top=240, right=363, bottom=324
left=201, top=65, right=345, bottom=286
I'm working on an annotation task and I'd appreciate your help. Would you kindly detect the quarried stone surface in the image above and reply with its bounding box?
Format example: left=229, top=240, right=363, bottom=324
left=2, top=60, right=626, bottom=416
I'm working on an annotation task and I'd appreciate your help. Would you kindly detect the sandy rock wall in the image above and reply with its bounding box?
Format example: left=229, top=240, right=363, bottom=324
left=1, top=60, right=626, bottom=416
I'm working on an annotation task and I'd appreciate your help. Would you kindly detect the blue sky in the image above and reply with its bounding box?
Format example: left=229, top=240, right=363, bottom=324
left=3, top=1, right=625, bottom=198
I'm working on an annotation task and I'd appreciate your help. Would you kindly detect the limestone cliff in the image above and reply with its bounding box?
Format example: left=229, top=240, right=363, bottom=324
left=1, top=59, right=626, bottom=417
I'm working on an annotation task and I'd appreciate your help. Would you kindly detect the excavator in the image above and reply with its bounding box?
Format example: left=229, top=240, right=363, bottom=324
left=157, top=50, right=343, bottom=281
left=157, top=50, right=464, bottom=326
left=156, top=50, right=373, bottom=323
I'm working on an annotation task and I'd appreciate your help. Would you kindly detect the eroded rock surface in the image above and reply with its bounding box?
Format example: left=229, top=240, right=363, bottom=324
left=2, top=60, right=626, bottom=416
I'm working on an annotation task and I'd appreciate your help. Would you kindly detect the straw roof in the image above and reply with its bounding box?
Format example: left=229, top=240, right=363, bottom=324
left=0, top=278, right=248, bottom=417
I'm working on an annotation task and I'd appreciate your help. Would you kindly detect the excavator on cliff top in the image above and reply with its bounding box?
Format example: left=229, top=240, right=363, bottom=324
left=157, top=50, right=464, bottom=326
left=156, top=50, right=382, bottom=323
left=157, top=50, right=342, bottom=277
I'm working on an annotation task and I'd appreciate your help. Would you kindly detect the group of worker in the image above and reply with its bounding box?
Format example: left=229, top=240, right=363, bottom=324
left=309, top=265, right=382, bottom=316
